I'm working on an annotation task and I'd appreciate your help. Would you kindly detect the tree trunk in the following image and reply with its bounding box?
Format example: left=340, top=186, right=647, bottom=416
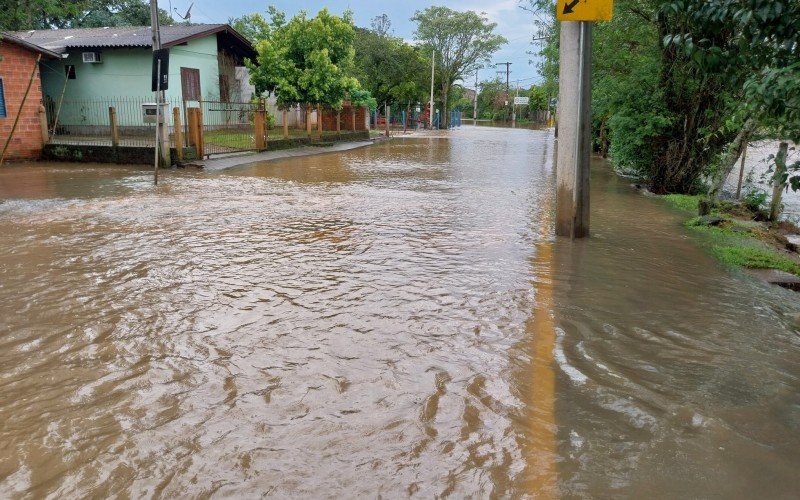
left=769, top=141, right=790, bottom=221
left=708, top=118, right=755, bottom=202
left=442, top=86, right=449, bottom=129
left=598, top=115, right=609, bottom=158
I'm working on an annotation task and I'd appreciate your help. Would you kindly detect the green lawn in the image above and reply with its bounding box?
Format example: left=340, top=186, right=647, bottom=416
left=203, top=128, right=361, bottom=150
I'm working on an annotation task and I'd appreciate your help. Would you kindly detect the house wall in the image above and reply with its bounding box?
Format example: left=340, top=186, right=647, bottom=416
left=0, top=43, right=46, bottom=160
left=40, top=36, right=223, bottom=128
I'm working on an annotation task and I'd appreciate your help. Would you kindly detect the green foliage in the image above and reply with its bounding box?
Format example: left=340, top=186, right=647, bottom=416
left=656, top=0, right=800, bottom=193
left=712, top=246, right=800, bottom=276
left=230, top=7, right=285, bottom=44
left=663, top=194, right=702, bottom=213
left=476, top=78, right=506, bottom=119
left=351, top=20, right=428, bottom=108
left=411, top=6, right=506, bottom=127
left=244, top=8, right=369, bottom=110
left=527, top=86, right=548, bottom=112
left=348, top=88, right=377, bottom=111
left=0, top=0, right=172, bottom=30
left=684, top=214, right=800, bottom=276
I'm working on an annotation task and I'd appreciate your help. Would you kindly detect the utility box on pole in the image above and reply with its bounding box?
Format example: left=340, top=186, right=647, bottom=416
left=554, top=0, right=613, bottom=238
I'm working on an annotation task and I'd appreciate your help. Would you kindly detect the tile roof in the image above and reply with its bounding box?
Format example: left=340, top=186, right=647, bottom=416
left=9, top=24, right=251, bottom=55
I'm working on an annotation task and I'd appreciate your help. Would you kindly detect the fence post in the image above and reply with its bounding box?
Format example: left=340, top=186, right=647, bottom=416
left=317, top=104, right=322, bottom=136
left=187, top=108, right=195, bottom=145
left=385, top=105, right=390, bottom=137
left=109, top=106, right=119, bottom=148
left=351, top=107, right=356, bottom=132
left=197, top=106, right=205, bottom=158
left=336, top=109, right=341, bottom=137
left=254, top=104, right=266, bottom=150
left=283, top=109, right=289, bottom=139
left=187, top=107, right=204, bottom=159
left=173, top=107, right=183, bottom=162
left=39, top=105, right=49, bottom=145
left=306, top=105, right=312, bottom=137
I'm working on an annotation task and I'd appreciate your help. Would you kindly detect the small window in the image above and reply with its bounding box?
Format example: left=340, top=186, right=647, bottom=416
left=0, top=78, right=6, bottom=118
left=65, top=65, right=76, bottom=79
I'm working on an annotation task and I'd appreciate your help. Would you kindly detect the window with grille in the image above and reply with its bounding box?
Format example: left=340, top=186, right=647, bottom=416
left=181, top=67, right=201, bottom=101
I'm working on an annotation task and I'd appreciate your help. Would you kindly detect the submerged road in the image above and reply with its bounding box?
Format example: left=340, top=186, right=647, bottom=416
left=0, top=126, right=798, bottom=497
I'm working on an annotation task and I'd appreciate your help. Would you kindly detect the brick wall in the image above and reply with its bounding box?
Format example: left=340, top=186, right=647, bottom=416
left=0, top=44, right=46, bottom=160
left=320, top=105, right=367, bottom=132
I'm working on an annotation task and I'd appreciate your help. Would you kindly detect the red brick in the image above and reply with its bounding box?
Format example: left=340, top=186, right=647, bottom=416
left=0, top=42, right=47, bottom=159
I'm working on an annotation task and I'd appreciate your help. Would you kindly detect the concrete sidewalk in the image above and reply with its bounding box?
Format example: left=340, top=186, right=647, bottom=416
left=188, top=138, right=382, bottom=172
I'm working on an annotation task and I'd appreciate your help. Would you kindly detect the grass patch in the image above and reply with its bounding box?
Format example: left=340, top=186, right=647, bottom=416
left=663, top=194, right=703, bottom=213
left=685, top=220, right=800, bottom=276
left=712, top=246, right=800, bottom=275
left=204, top=128, right=365, bottom=150
left=204, top=130, right=255, bottom=150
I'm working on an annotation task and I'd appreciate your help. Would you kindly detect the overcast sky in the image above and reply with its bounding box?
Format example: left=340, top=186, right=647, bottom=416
left=168, top=0, right=546, bottom=89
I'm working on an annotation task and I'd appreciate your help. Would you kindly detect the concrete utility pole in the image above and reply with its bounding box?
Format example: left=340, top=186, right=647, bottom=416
left=150, top=0, right=169, bottom=181
left=429, top=51, right=435, bottom=129
left=495, top=62, right=512, bottom=119
left=473, top=70, right=478, bottom=124
left=555, top=21, right=592, bottom=238
left=512, top=79, right=520, bottom=127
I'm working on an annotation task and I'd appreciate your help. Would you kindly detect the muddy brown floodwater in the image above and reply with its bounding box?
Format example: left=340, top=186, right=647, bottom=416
left=1, top=127, right=799, bottom=498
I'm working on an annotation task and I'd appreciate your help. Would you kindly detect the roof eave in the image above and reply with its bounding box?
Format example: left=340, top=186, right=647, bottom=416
left=1, top=32, right=61, bottom=59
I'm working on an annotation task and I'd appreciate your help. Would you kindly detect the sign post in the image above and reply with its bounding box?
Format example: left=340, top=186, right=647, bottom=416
left=555, top=0, right=613, bottom=239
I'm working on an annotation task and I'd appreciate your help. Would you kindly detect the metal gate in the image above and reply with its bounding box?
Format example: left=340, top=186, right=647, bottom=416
left=199, top=100, right=258, bottom=155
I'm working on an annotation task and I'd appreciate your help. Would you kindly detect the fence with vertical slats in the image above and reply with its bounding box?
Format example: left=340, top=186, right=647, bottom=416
left=199, top=99, right=258, bottom=155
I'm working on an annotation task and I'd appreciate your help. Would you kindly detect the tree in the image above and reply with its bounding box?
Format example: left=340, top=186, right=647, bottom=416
left=76, top=0, right=172, bottom=27
left=476, top=78, right=507, bottom=120
left=0, top=0, right=172, bottom=30
left=662, top=0, right=799, bottom=213
left=245, top=8, right=367, bottom=114
left=411, top=6, right=506, bottom=128
left=230, top=7, right=285, bottom=45
left=352, top=17, right=428, bottom=113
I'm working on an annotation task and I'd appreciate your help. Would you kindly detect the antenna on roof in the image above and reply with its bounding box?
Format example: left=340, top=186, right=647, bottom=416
left=174, top=2, right=193, bottom=23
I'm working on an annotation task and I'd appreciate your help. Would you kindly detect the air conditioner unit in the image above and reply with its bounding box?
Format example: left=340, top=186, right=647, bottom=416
left=82, top=52, right=102, bottom=63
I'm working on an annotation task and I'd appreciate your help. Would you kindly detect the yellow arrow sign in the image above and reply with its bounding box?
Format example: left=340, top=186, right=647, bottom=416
left=557, top=0, right=614, bottom=21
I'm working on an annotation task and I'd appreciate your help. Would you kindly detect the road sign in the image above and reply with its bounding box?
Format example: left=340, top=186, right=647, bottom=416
left=557, top=0, right=613, bottom=21
left=514, top=96, right=530, bottom=105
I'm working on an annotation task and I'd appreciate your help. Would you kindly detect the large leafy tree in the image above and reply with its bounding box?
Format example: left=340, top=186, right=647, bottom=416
left=411, top=6, right=506, bottom=128
left=244, top=8, right=364, bottom=111
left=0, top=0, right=171, bottom=30
left=662, top=0, right=799, bottom=214
left=352, top=16, right=428, bottom=113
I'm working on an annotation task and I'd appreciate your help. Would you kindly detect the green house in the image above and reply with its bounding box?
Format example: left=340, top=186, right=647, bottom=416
left=11, top=24, right=256, bottom=132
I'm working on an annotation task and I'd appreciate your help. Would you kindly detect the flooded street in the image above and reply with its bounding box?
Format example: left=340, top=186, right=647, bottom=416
left=1, top=127, right=799, bottom=497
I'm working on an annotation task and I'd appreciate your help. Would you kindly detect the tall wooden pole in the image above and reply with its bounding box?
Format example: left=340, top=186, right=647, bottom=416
left=556, top=21, right=592, bottom=238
